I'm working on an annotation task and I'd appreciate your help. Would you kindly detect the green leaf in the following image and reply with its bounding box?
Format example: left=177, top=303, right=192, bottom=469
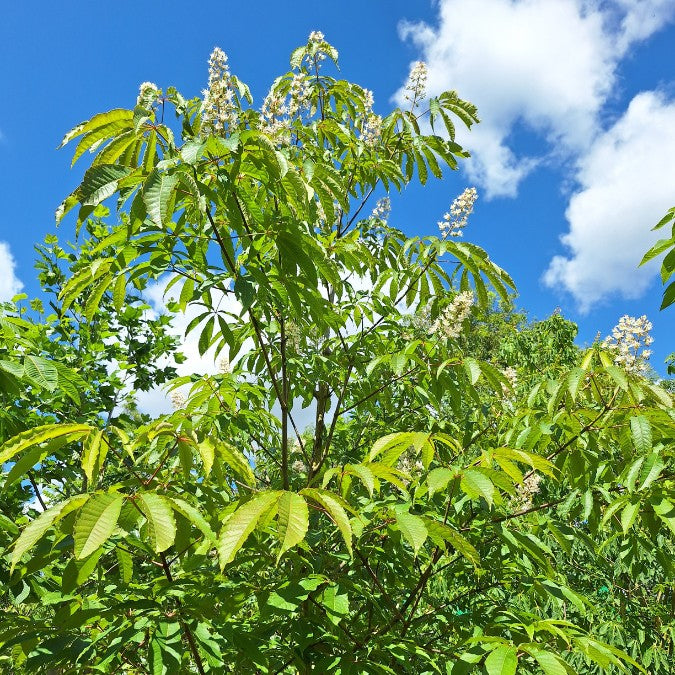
left=79, top=164, right=131, bottom=206
left=639, top=451, right=664, bottom=491
left=198, top=438, right=215, bottom=477
left=23, top=355, right=58, bottom=391
left=423, top=519, right=479, bottom=566
left=215, top=439, right=256, bottom=487
left=143, top=169, right=178, bottom=226
left=460, top=469, right=494, bottom=507
left=112, top=273, right=127, bottom=312
left=138, top=493, right=177, bottom=553
left=620, top=500, right=640, bottom=534
left=301, top=488, right=353, bottom=558
left=0, top=424, right=92, bottom=465
left=10, top=495, right=88, bottom=572
left=484, top=646, right=518, bottom=675
left=81, top=429, right=103, bottom=483
left=168, top=497, right=216, bottom=542
left=426, top=467, right=454, bottom=497
left=630, top=416, right=652, bottom=454
left=527, top=649, right=570, bottom=675
left=652, top=498, right=675, bottom=536
left=276, top=492, right=309, bottom=561
left=218, top=491, right=281, bottom=569
left=395, top=510, right=428, bottom=556
left=116, top=546, right=133, bottom=583
left=74, top=493, right=124, bottom=559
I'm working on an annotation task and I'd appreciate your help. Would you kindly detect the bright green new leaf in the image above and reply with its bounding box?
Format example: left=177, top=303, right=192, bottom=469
left=395, top=509, right=428, bottom=556
left=301, top=488, right=353, bottom=558
left=169, top=497, right=216, bottom=542
left=0, top=424, right=92, bottom=465
left=143, top=169, right=179, bottom=226
left=218, top=491, right=281, bottom=570
left=74, top=492, right=124, bottom=559
left=10, top=495, right=88, bottom=572
left=484, top=645, right=518, bottom=675
left=276, top=492, right=309, bottom=561
left=138, top=493, right=177, bottom=553
left=460, top=469, right=494, bottom=507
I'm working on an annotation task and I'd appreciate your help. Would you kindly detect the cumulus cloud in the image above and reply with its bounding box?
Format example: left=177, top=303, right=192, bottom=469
left=397, top=0, right=675, bottom=197
left=0, top=241, right=23, bottom=302
left=543, top=91, right=675, bottom=311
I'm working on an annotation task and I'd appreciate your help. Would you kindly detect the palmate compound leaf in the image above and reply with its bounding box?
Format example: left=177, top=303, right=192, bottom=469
left=276, top=492, right=309, bottom=562
left=0, top=423, right=93, bottom=465
left=10, top=494, right=89, bottom=572
left=301, top=488, right=353, bottom=559
left=218, top=491, right=282, bottom=570
left=137, top=493, right=177, bottom=553
left=74, top=492, right=124, bottom=559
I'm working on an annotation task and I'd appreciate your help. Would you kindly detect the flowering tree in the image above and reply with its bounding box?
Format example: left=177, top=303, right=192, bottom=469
left=1, top=33, right=674, bottom=673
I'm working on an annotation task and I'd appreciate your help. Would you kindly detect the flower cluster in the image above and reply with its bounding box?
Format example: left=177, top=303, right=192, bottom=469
left=601, top=315, right=653, bottom=375
left=169, top=390, right=186, bottom=410
left=516, top=472, right=542, bottom=510
left=260, top=90, right=290, bottom=141
left=361, top=112, right=383, bottom=146
left=217, top=354, right=231, bottom=374
left=292, top=459, right=307, bottom=473
left=136, top=81, right=159, bottom=107
left=307, top=30, right=327, bottom=64
left=202, top=47, right=238, bottom=134
left=288, top=73, right=310, bottom=116
left=501, top=366, right=518, bottom=398
left=430, top=291, right=474, bottom=340
left=438, top=188, right=478, bottom=238
left=285, top=321, right=301, bottom=351
left=371, top=197, right=391, bottom=222
left=404, top=61, right=428, bottom=107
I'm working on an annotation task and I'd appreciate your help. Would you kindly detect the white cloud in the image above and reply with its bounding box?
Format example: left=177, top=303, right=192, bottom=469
left=543, top=91, right=675, bottom=311
left=397, top=0, right=675, bottom=197
left=0, top=241, right=23, bottom=302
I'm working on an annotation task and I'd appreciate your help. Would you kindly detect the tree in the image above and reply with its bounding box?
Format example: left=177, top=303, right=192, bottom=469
left=1, top=33, right=673, bottom=673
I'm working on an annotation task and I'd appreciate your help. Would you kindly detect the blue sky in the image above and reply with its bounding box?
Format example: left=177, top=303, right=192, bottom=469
left=1, top=0, right=674, bottom=381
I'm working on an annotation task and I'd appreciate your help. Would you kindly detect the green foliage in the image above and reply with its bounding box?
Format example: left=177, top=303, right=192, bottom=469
left=0, top=34, right=673, bottom=674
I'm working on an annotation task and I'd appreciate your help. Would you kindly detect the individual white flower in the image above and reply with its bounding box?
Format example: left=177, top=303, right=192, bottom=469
left=430, top=291, right=474, bottom=340
left=601, top=315, right=653, bottom=375
left=404, top=61, right=428, bottom=107
left=438, top=188, right=478, bottom=238
left=202, top=47, right=238, bottom=134
left=137, top=81, right=159, bottom=107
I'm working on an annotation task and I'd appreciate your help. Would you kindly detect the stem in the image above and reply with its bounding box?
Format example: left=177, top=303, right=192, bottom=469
left=159, top=552, right=206, bottom=675
left=28, top=472, right=47, bottom=512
